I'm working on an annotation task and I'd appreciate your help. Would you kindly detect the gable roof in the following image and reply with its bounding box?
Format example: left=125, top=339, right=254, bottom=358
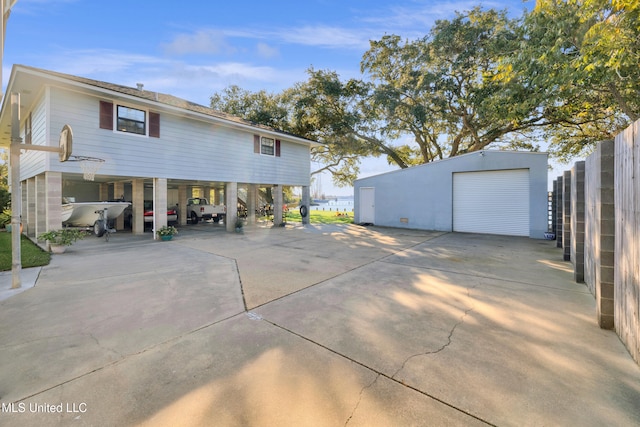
left=0, top=64, right=321, bottom=148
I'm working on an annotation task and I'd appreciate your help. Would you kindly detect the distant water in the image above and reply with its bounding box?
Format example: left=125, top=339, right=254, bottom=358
left=310, top=199, right=354, bottom=212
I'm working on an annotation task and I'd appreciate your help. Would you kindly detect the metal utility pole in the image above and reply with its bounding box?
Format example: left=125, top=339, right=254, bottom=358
left=2, top=0, right=19, bottom=287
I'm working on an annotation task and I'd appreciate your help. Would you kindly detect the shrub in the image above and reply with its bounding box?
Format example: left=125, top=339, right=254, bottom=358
left=38, top=228, right=86, bottom=246
left=156, top=225, right=178, bottom=237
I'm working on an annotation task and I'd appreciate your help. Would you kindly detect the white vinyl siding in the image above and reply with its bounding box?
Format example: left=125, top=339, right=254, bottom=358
left=41, top=88, right=310, bottom=185
left=453, top=169, right=530, bottom=236
left=19, top=93, right=48, bottom=180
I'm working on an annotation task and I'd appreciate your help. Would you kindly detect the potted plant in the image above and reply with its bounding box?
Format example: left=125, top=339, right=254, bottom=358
left=38, top=228, right=86, bottom=253
left=156, top=225, right=178, bottom=241
left=234, top=218, right=244, bottom=233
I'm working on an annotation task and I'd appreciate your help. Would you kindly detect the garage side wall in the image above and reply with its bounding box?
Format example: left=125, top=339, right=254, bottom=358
left=354, top=151, right=548, bottom=238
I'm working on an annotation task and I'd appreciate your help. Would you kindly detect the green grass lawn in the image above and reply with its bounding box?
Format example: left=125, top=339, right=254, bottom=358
left=0, top=232, right=51, bottom=271
left=283, top=209, right=354, bottom=225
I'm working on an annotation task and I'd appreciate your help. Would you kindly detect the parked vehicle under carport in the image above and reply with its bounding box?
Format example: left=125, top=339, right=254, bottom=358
left=124, top=201, right=178, bottom=229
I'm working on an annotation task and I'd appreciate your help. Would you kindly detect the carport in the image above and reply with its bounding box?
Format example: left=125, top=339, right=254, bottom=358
left=58, top=174, right=295, bottom=235
left=0, top=65, right=320, bottom=240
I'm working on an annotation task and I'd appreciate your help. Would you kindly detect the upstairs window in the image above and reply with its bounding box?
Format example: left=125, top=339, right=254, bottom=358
left=261, top=137, right=275, bottom=156
left=100, top=101, right=160, bottom=138
left=117, top=105, right=146, bottom=135
left=253, top=134, right=281, bottom=156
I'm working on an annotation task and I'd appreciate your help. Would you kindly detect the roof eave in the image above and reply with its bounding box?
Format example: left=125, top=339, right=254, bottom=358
left=0, top=64, right=323, bottom=148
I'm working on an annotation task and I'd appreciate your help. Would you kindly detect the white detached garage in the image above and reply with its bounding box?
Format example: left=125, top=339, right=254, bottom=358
left=354, top=151, right=548, bottom=238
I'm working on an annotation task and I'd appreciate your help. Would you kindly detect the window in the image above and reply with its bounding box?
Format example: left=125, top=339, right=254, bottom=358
left=254, top=135, right=281, bottom=156
left=261, top=136, right=275, bottom=156
left=99, top=101, right=160, bottom=138
left=117, top=105, right=146, bottom=135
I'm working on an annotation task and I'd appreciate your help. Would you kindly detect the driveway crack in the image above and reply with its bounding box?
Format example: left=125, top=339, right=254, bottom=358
left=393, top=281, right=479, bottom=380
left=88, top=333, right=124, bottom=359
left=345, top=373, right=380, bottom=426
left=392, top=306, right=474, bottom=381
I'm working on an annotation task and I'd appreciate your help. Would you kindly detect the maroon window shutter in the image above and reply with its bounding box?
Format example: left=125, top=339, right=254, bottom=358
left=149, top=112, right=160, bottom=137
left=99, top=101, right=113, bottom=130
left=275, top=139, right=281, bottom=157
left=254, top=134, right=260, bottom=153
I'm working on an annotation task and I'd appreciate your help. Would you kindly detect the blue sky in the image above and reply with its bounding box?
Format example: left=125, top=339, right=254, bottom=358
left=2, top=0, right=536, bottom=195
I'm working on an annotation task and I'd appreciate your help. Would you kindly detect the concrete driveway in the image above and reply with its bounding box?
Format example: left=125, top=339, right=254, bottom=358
left=0, top=224, right=639, bottom=426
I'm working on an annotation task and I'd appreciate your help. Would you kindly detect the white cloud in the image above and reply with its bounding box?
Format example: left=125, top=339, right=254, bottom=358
left=192, top=62, right=278, bottom=83
left=221, top=25, right=372, bottom=51
left=162, top=30, right=236, bottom=56
left=356, top=0, right=530, bottom=40
left=256, top=42, right=279, bottom=59
left=278, top=25, right=371, bottom=50
left=24, top=46, right=308, bottom=104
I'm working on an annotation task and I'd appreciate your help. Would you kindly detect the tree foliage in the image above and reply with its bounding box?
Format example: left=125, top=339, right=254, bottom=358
left=0, top=151, right=10, bottom=211
left=286, top=69, right=411, bottom=174
left=362, top=8, right=546, bottom=165
left=210, top=85, right=290, bottom=130
left=210, top=3, right=640, bottom=183
left=210, top=71, right=407, bottom=186
left=507, top=0, right=640, bottom=160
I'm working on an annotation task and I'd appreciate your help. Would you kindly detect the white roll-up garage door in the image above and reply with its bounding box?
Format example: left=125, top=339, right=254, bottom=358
left=453, top=169, right=530, bottom=236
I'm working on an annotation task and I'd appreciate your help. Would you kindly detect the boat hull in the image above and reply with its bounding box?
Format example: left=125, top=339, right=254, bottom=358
left=62, top=202, right=131, bottom=227
left=61, top=204, right=74, bottom=223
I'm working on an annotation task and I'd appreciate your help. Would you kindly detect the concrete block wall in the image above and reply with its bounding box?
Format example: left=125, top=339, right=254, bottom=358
left=584, top=140, right=615, bottom=330
left=556, top=176, right=563, bottom=249
left=557, top=120, right=640, bottom=365
left=551, top=183, right=557, bottom=235
left=570, top=161, right=585, bottom=283
left=614, top=121, right=640, bottom=364
left=562, top=171, right=572, bottom=261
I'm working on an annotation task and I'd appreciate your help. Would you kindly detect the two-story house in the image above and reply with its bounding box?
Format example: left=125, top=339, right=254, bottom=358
left=0, top=65, right=319, bottom=238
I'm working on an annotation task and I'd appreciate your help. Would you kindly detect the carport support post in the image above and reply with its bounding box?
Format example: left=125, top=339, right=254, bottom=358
left=247, top=184, right=256, bottom=225
left=225, top=181, right=238, bottom=232
left=273, top=184, right=283, bottom=226
left=152, top=178, right=168, bottom=239
left=99, top=183, right=108, bottom=201
left=131, top=179, right=144, bottom=235
left=42, top=172, right=63, bottom=234
left=113, top=181, right=125, bottom=230
left=178, top=185, right=188, bottom=226
left=213, top=188, right=222, bottom=205
left=301, top=186, right=310, bottom=225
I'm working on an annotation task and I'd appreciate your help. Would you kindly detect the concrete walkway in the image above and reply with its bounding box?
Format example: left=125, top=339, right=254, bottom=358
left=0, top=223, right=639, bottom=426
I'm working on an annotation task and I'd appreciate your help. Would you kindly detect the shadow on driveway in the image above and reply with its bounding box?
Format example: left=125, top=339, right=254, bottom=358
left=0, top=225, right=638, bottom=426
